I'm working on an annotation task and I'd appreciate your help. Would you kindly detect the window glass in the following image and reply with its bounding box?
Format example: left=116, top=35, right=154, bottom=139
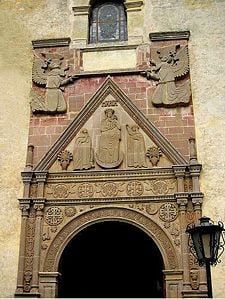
left=89, top=1, right=127, bottom=43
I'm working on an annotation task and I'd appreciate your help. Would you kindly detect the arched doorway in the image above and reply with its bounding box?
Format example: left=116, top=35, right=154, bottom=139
left=58, top=221, right=164, bottom=298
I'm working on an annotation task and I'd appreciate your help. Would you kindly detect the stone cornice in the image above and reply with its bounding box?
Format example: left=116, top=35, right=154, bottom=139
left=149, top=31, right=190, bottom=41
left=45, top=194, right=176, bottom=205
left=32, top=38, right=71, bottom=49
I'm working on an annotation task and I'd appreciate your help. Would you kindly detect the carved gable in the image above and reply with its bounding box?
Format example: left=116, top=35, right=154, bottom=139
left=34, top=77, right=187, bottom=172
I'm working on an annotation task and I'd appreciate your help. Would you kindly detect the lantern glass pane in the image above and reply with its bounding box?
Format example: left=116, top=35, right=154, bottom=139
left=192, top=231, right=204, bottom=261
left=212, top=230, right=221, bottom=262
left=202, top=233, right=211, bottom=259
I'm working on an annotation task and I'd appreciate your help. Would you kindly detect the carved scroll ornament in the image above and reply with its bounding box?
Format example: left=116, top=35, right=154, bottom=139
left=31, top=52, right=77, bottom=114
left=141, top=44, right=191, bottom=107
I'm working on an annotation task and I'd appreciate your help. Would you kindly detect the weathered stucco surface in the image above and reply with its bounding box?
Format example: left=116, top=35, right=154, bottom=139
left=0, top=0, right=225, bottom=297
left=144, top=1, right=225, bottom=296
left=0, top=1, right=71, bottom=297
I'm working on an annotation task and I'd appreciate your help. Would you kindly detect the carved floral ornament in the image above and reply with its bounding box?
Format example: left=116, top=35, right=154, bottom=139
left=44, top=179, right=176, bottom=199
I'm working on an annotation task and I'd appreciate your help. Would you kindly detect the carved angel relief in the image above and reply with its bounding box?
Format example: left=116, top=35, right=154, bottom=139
left=31, top=52, right=77, bottom=114
left=142, top=44, right=191, bottom=107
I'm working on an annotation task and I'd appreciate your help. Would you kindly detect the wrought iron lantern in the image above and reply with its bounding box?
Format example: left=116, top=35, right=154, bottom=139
left=186, top=216, right=225, bottom=298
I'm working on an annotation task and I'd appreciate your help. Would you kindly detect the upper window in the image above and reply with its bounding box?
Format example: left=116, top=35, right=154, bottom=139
left=89, top=0, right=128, bottom=43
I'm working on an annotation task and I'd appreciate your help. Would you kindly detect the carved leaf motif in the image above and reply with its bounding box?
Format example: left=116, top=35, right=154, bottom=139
left=32, top=57, right=47, bottom=86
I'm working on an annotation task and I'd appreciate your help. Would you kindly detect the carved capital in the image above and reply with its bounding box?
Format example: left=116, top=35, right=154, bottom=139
left=35, top=171, right=48, bottom=183
left=174, top=193, right=188, bottom=211
left=190, top=192, right=204, bottom=210
left=21, top=172, right=33, bottom=183
left=189, top=164, right=202, bottom=176
left=34, top=199, right=45, bottom=216
left=173, top=165, right=187, bottom=177
left=19, top=199, right=31, bottom=216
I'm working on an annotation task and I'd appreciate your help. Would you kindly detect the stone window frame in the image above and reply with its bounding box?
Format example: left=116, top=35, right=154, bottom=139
left=70, top=0, right=144, bottom=49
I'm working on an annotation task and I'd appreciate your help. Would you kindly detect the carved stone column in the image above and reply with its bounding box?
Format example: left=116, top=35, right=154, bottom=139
left=175, top=193, right=190, bottom=291
left=173, top=165, right=186, bottom=192
left=39, top=272, right=61, bottom=298
left=21, top=172, right=33, bottom=198
left=35, top=172, right=47, bottom=198
left=15, top=200, right=30, bottom=295
left=31, top=200, right=45, bottom=295
left=25, top=144, right=34, bottom=171
left=190, top=192, right=207, bottom=293
left=163, top=270, right=183, bottom=298
left=189, top=164, right=202, bottom=192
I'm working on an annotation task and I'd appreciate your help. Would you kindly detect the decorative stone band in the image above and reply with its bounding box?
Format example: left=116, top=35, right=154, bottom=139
left=43, top=207, right=179, bottom=272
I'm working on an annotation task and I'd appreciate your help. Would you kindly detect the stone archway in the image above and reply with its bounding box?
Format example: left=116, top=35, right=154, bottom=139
left=39, top=207, right=182, bottom=298
left=58, top=220, right=165, bottom=298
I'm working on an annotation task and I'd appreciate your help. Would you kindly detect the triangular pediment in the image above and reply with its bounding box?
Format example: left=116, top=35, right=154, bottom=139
left=34, top=77, right=187, bottom=171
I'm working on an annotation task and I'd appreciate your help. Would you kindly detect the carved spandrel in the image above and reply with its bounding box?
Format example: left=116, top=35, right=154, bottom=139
left=95, top=109, right=123, bottom=168
left=141, top=44, right=191, bottom=107
left=73, top=128, right=94, bottom=170
left=31, top=52, right=77, bottom=114
left=126, top=124, right=147, bottom=168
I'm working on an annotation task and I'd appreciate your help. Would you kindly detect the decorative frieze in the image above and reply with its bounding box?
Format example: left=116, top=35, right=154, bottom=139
left=44, top=178, right=177, bottom=199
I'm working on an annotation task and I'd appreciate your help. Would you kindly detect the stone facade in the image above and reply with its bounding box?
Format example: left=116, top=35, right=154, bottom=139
left=0, top=0, right=225, bottom=297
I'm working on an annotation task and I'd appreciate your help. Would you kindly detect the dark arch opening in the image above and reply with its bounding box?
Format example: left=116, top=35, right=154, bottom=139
left=58, top=221, right=164, bottom=298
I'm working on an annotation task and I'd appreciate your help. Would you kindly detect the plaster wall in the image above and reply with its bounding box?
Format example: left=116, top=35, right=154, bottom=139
left=143, top=1, right=225, bottom=296
left=0, top=0, right=225, bottom=297
left=0, top=1, right=70, bottom=297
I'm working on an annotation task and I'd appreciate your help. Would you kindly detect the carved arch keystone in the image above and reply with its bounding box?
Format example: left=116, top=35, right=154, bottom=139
left=43, top=207, right=179, bottom=272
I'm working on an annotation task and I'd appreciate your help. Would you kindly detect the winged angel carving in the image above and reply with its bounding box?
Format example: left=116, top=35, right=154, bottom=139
left=31, top=53, right=77, bottom=114
left=142, top=44, right=191, bottom=107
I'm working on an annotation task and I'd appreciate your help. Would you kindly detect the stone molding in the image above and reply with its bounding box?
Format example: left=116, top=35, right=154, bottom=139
left=149, top=31, right=190, bottom=41
left=43, top=207, right=179, bottom=272
left=32, top=38, right=71, bottom=49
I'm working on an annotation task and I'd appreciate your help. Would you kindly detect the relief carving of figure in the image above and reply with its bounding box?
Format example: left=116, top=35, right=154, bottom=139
left=96, top=109, right=123, bottom=168
left=126, top=124, right=147, bottom=168
left=31, top=52, right=77, bottom=114
left=73, top=128, right=94, bottom=170
left=141, top=44, right=191, bottom=107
